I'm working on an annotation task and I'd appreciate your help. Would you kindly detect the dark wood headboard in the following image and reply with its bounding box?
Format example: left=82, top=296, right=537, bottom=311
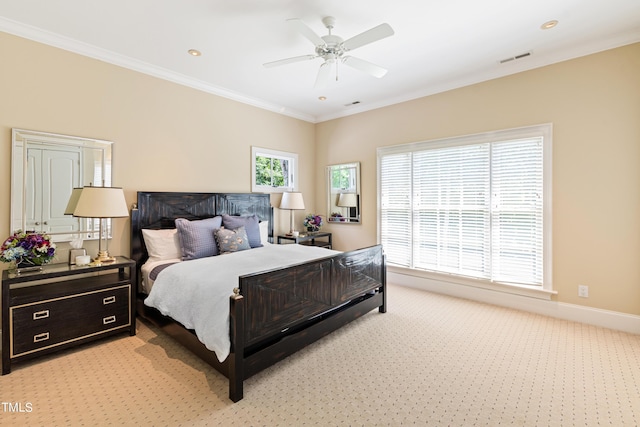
left=130, top=192, right=273, bottom=271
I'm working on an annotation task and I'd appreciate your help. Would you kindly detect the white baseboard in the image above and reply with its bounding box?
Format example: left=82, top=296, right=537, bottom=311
left=389, top=271, right=640, bottom=335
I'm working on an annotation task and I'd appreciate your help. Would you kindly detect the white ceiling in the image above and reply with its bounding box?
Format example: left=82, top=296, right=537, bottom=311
left=1, top=1, right=639, bottom=123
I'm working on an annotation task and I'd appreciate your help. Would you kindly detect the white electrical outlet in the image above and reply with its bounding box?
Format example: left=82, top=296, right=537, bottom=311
left=578, top=285, right=589, bottom=298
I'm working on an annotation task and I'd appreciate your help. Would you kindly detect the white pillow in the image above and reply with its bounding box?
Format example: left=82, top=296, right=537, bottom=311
left=142, top=228, right=181, bottom=261
left=259, top=221, right=270, bottom=245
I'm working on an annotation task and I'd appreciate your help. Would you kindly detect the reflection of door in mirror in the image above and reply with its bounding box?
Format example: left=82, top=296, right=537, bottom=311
left=25, top=144, right=81, bottom=235
left=327, top=162, right=361, bottom=223
left=11, top=129, right=113, bottom=243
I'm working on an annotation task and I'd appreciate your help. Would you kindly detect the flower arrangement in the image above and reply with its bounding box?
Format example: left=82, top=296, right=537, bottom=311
left=303, top=214, right=323, bottom=232
left=0, top=230, right=56, bottom=267
left=330, top=212, right=345, bottom=222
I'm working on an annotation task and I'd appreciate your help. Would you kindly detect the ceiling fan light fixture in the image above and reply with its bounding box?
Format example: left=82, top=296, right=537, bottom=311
left=264, top=16, right=394, bottom=87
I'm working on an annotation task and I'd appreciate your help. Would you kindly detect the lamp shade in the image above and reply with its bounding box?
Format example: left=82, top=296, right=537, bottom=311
left=337, top=193, right=358, bottom=208
left=73, top=187, right=129, bottom=218
left=279, top=192, right=305, bottom=210
left=64, top=187, right=84, bottom=215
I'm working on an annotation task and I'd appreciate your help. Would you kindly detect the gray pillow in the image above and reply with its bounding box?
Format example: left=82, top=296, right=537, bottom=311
left=175, top=216, right=223, bottom=260
left=221, top=214, right=263, bottom=248
left=215, top=226, right=251, bottom=254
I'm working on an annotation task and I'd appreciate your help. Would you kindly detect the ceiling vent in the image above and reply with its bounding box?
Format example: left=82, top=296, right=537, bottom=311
left=499, top=51, right=532, bottom=64
left=344, top=101, right=361, bottom=107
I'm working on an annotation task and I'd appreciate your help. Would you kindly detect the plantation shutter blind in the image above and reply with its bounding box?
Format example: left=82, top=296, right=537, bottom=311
left=491, top=138, right=543, bottom=285
left=412, top=144, right=492, bottom=278
left=380, top=135, right=544, bottom=287
left=380, top=153, right=412, bottom=267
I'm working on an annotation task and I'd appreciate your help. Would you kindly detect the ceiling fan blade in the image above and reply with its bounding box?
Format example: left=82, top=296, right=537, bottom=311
left=314, top=60, right=333, bottom=88
left=263, top=55, right=317, bottom=68
left=287, top=18, right=326, bottom=47
left=342, top=23, right=394, bottom=51
left=342, top=56, right=388, bottom=78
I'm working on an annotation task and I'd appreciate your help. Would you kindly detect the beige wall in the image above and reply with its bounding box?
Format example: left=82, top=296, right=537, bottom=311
left=316, top=43, right=640, bottom=315
left=2, top=30, right=639, bottom=316
left=0, top=32, right=316, bottom=262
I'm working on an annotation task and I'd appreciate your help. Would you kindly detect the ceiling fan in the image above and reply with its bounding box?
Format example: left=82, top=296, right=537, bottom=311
left=264, top=16, right=395, bottom=88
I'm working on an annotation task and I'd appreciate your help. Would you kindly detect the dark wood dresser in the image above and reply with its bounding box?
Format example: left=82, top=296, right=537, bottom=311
left=2, top=256, right=136, bottom=374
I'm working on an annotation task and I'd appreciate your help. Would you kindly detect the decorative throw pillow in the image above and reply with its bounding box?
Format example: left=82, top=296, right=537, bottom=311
left=222, top=214, right=263, bottom=248
left=175, top=216, right=223, bottom=260
left=215, top=226, right=251, bottom=254
left=142, top=228, right=181, bottom=261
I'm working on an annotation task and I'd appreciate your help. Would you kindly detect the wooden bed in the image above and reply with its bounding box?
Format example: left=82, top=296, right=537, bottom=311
left=130, top=191, right=386, bottom=402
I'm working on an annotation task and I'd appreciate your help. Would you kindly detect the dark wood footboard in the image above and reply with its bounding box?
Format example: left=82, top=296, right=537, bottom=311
left=238, top=245, right=385, bottom=350
left=228, top=244, right=386, bottom=402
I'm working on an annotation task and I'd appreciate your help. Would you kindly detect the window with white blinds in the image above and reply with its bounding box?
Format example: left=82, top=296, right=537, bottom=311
left=378, top=124, right=552, bottom=288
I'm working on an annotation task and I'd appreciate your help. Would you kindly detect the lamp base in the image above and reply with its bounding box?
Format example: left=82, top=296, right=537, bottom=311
left=92, top=251, right=117, bottom=266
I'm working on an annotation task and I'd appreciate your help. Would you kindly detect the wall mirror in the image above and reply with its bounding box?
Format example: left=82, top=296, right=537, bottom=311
left=327, top=162, right=360, bottom=224
left=11, top=129, right=113, bottom=242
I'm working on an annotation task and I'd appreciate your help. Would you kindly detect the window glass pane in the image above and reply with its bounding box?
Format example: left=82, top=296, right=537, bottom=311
left=252, top=147, right=298, bottom=192
left=275, top=158, right=288, bottom=187
left=331, top=165, right=356, bottom=191
left=255, top=155, right=273, bottom=186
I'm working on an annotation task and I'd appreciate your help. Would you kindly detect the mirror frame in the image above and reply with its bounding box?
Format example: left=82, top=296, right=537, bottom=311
left=11, top=129, right=113, bottom=242
left=327, top=162, right=361, bottom=224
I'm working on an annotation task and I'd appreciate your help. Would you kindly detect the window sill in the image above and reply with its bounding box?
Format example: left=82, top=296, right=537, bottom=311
left=251, top=187, right=295, bottom=194
left=387, top=265, right=557, bottom=300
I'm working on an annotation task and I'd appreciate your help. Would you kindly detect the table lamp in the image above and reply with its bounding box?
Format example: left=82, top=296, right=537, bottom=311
left=279, top=192, right=305, bottom=236
left=72, top=186, right=129, bottom=265
left=337, top=193, right=358, bottom=218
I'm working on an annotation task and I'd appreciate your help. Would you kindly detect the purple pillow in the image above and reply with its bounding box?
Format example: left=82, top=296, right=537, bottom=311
left=221, top=214, right=262, bottom=248
left=175, top=216, right=223, bottom=260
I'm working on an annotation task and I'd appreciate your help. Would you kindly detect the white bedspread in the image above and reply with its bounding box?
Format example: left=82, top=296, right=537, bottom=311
left=144, top=244, right=339, bottom=362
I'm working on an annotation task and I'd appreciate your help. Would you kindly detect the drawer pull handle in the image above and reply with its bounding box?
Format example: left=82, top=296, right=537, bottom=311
left=33, top=332, right=50, bottom=343
left=103, top=296, right=116, bottom=305
left=33, top=310, right=50, bottom=320
left=103, top=316, right=116, bottom=325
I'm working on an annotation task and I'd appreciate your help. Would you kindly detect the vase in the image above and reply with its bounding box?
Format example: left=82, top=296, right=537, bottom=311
left=10, top=259, right=44, bottom=275
left=307, top=226, right=320, bottom=233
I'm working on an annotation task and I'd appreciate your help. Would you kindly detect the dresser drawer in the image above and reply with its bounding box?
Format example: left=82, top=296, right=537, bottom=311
left=10, top=285, right=131, bottom=357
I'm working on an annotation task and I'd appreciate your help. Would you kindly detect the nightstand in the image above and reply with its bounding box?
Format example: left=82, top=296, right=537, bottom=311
left=277, top=232, right=332, bottom=249
left=2, top=256, right=136, bottom=374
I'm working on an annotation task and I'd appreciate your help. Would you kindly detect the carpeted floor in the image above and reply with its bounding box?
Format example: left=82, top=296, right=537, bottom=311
left=1, top=284, right=639, bottom=426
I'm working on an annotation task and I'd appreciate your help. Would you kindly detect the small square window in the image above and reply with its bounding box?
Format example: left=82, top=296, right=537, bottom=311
left=251, top=147, right=298, bottom=193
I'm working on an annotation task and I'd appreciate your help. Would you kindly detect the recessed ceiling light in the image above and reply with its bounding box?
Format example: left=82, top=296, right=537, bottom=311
left=318, top=96, right=327, bottom=101
left=540, top=20, right=558, bottom=30
left=188, top=49, right=202, bottom=56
